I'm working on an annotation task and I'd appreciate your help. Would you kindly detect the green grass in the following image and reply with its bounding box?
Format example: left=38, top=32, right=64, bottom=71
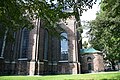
left=0, top=72, right=120, bottom=80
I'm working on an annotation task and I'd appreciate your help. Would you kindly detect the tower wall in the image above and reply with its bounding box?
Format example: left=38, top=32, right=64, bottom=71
left=58, top=16, right=81, bottom=74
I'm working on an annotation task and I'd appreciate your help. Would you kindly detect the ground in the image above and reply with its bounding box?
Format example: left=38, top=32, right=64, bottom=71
left=0, top=71, right=120, bottom=80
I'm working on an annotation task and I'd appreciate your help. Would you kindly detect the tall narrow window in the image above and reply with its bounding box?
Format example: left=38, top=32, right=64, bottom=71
left=60, top=33, right=68, bottom=60
left=44, top=30, right=48, bottom=60
left=87, top=57, right=92, bottom=71
left=0, top=37, right=3, bottom=57
left=21, top=28, right=29, bottom=58
left=88, top=63, right=92, bottom=70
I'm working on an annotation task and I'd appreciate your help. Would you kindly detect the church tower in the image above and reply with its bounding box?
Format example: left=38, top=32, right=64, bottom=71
left=58, top=16, right=81, bottom=74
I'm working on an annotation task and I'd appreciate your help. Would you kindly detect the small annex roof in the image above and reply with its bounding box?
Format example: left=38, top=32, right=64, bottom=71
left=80, top=48, right=101, bottom=54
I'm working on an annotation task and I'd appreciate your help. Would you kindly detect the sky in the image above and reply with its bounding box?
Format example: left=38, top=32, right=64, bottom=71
left=81, top=0, right=101, bottom=21
left=81, top=0, right=101, bottom=47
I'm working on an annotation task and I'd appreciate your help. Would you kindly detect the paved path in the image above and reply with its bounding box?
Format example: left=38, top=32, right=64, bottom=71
left=88, top=71, right=120, bottom=74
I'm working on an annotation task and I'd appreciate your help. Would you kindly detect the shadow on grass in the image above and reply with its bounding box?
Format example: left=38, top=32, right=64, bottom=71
left=112, top=75, right=120, bottom=79
left=101, top=75, right=120, bottom=80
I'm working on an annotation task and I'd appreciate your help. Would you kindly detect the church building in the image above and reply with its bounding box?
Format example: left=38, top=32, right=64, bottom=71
left=0, top=17, right=81, bottom=75
left=0, top=17, right=104, bottom=75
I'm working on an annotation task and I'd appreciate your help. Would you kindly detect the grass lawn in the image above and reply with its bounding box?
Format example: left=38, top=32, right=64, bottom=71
left=0, top=72, right=120, bottom=80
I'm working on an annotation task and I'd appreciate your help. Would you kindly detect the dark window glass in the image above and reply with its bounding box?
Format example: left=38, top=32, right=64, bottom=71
left=21, top=28, right=29, bottom=58
left=60, top=33, right=68, bottom=60
left=0, top=37, right=3, bottom=56
left=88, top=63, right=92, bottom=70
left=44, top=30, right=48, bottom=60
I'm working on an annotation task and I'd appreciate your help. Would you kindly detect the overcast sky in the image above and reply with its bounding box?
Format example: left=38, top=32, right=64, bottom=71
left=81, top=0, right=101, bottom=47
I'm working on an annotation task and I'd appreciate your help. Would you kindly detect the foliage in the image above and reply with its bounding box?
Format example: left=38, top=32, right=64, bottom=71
left=89, top=0, right=120, bottom=70
left=82, top=41, right=88, bottom=48
left=0, top=0, right=97, bottom=37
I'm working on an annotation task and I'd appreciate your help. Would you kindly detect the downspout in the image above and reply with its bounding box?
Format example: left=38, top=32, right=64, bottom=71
left=37, top=18, right=41, bottom=75
left=34, top=18, right=40, bottom=75
left=74, top=0, right=82, bottom=74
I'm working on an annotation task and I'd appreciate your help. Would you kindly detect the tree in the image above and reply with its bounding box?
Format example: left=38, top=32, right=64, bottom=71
left=0, top=0, right=97, bottom=36
left=82, top=41, right=88, bottom=48
left=0, top=0, right=97, bottom=58
left=89, top=0, right=120, bottom=70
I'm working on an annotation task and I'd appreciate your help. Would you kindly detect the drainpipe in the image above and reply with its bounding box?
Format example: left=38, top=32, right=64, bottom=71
left=34, top=18, right=40, bottom=75
left=74, top=0, right=82, bottom=74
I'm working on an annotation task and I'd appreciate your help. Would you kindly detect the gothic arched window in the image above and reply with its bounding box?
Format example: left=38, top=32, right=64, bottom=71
left=60, top=33, right=68, bottom=60
left=44, top=30, right=48, bottom=60
left=87, top=57, right=93, bottom=71
left=20, top=28, right=29, bottom=58
left=0, top=37, right=4, bottom=57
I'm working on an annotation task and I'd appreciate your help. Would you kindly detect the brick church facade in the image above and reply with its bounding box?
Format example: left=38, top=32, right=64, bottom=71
left=0, top=17, right=82, bottom=75
left=0, top=17, right=104, bottom=75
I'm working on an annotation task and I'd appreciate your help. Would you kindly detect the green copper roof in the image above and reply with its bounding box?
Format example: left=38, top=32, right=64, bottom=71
left=80, top=48, right=101, bottom=54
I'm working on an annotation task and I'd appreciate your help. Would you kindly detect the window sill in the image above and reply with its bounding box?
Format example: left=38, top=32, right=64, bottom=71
left=18, top=58, right=28, bottom=60
left=58, top=60, right=69, bottom=62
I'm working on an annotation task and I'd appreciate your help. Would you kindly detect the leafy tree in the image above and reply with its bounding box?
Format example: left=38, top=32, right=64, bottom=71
left=0, top=0, right=97, bottom=35
left=82, top=41, right=88, bottom=48
left=89, top=0, right=120, bottom=70
left=0, top=0, right=97, bottom=56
